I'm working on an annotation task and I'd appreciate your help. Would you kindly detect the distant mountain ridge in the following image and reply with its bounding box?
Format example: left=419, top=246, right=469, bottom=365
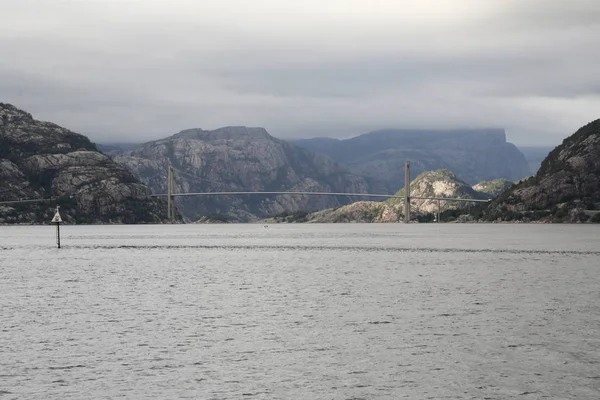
left=0, top=103, right=172, bottom=224
left=114, top=126, right=373, bottom=221
left=293, top=128, right=531, bottom=192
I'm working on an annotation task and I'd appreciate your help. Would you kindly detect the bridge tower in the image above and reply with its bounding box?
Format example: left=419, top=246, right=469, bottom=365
left=167, top=165, right=175, bottom=222
left=404, top=161, right=410, bottom=223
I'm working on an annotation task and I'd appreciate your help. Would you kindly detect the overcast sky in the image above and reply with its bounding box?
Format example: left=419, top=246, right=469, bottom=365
left=1, top=0, right=599, bottom=145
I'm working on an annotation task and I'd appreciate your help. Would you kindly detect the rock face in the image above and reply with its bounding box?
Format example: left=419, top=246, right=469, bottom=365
left=289, top=169, right=491, bottom=223
left=390, top=170, right=490, bottom=214
left=483, top=120, right=600, bottom=223
left=293, top=129, right=531, bottom=192
left=472, top=178, right=513, bottom=197
left=115, top=127, right=372, bottom=221
left=0, top=103, right=172, bottom=224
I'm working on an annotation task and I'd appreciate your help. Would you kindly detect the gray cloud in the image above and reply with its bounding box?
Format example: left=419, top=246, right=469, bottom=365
left=1, top=0, right=599, bottom=145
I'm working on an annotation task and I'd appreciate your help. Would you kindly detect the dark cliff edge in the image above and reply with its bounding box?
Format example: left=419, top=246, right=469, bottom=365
left=0, top=103, right=175, bottom=224
left=480, top=119, right=600, bottom=223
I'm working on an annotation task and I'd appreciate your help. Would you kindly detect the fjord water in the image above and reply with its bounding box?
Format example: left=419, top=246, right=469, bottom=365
left=1, top=224, right=599, bottom=399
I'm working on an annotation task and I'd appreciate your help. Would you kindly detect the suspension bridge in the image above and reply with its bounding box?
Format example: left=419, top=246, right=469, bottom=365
left=150, top=161, right=491, bottom=222
left=1, top=161, right=491, bottom=223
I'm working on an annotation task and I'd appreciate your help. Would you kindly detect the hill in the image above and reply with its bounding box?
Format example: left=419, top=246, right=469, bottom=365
left=483, top=120, right=600, bottom=223
left=0, top=103, right=172, bottom=224
left=279, top=169, right=491, bottom=223
left=293, top=129, right=531, bottom=192
left=114, top=127, right=372, bottom=221
left=389, top=169, right=490, bottom=214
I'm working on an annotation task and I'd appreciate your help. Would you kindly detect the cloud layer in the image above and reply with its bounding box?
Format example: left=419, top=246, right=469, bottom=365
left=1, top=0, right=599, bottom=145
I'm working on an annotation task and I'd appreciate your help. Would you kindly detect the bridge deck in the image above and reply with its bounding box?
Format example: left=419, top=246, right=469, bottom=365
left=150, top=191, right=491, bottom=203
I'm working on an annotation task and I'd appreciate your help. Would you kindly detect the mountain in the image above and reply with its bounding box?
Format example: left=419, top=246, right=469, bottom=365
left=0, top=103, right=172, bottom=224
left=293, top=129, right=531, bottom=192
left=472, top=178, right=513, bottom=197
left=114, top=127, right=372, bottom=221
left=279, top=169, right=491, bottom=223
left=483, top=120, right=600, bottom=223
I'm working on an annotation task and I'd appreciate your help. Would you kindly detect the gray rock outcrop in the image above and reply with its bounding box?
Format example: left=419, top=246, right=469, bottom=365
left=390, top=169, right=490, bottom=214
left=0, top=103, right=172, bottom=224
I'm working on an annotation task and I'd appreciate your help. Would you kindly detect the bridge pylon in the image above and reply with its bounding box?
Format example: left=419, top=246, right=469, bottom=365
left=167, top=165, right=175, bottom=222
left=404, top=161, right=411, bottom=223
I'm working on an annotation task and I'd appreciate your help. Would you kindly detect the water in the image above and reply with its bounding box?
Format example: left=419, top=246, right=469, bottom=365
left=1, top=224, right=599, bottom=399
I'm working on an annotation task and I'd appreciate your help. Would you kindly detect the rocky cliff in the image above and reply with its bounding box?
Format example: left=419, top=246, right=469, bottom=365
left=0, top=103, right=172, bottom=224
left=114, top=127, right=372, bottom=221
left=293, top=129, right=531, bottom=192
left=482, top=120, right=600, bottom=223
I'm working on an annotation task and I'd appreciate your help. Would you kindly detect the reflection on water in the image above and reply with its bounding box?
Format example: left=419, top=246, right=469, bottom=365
left=1, top=224, right=599, bottom=399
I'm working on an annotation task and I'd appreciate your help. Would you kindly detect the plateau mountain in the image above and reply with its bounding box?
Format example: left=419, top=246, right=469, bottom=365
left=293, top=129, right=531, bottom=192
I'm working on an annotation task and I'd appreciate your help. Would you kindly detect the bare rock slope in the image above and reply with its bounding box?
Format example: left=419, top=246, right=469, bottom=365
left=0, top=103, right=171, bottom=224
left=483, top=119, right=600, bottom=223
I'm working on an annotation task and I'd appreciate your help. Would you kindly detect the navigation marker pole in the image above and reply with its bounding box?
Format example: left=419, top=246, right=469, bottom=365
left=51, top=206, right=63, bottom=248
